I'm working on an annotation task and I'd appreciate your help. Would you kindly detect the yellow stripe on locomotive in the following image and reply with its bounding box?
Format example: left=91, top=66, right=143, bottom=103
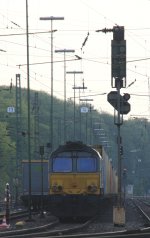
left=50, top=173, right=100, bottom=195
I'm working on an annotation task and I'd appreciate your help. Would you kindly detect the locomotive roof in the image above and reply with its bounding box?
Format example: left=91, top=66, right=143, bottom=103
left=51, top=141, right=100, bottom=157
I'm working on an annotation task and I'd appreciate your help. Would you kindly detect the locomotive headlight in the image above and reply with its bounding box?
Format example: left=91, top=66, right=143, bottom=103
left=87, top=185, right=92, bottom=191
left=87, top=184, right=98, bottom=193
left=52, top=185, right=58, bottom=192
left=52, top=184, right=63, bottom=192
left=57, top=185, right=63, bottom=191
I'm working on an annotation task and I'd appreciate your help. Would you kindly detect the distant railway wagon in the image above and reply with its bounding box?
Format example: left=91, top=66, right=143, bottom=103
left=21, top=141, right=118, bottom=218
left=21, top=160, right=49, bottom=210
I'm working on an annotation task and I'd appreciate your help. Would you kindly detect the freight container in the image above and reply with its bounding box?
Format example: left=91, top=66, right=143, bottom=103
left=22, top=160, right=49, bottom=195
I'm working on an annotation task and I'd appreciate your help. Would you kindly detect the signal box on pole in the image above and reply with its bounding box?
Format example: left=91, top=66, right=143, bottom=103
left=107, top=91, right=130, bottom=114
left=111, top=26, right=126, bottom=88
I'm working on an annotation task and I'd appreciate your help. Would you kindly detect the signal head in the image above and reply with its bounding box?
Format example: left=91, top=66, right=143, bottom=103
left=123, top=93, right=130, bottom=101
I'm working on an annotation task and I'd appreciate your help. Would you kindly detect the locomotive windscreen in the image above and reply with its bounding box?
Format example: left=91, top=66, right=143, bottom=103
left=77, top=157, right=97, bottom=172
left=51, top=150, right=99, bottom=173
left=53, top=157, right=72, bottom=172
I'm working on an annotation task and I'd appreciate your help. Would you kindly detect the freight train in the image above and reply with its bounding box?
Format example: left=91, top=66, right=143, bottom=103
left=21, top=141, right=118, bottom=218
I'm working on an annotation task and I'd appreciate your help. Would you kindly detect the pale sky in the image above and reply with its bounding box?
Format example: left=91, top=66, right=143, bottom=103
left=1, top=0, right=150, bottom=118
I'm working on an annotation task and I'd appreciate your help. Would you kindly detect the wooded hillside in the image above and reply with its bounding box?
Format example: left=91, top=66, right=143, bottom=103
left=0, top=86, right=149, bottom=197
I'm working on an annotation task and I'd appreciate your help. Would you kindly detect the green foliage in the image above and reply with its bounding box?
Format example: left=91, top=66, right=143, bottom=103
left=0, top=86, right=149, bottom=196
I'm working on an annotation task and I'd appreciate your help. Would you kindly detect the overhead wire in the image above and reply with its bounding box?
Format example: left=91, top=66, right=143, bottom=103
left=1, top=3, right=150, bottom=113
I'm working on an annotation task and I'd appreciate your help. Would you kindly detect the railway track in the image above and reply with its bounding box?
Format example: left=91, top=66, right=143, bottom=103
left=0, top=215, right=96, bottom=238
left=1, top=198, right=150, bottom=238
left=0, top=209, right=29, bottom=224
left=133, top=197, right=150, bottom=229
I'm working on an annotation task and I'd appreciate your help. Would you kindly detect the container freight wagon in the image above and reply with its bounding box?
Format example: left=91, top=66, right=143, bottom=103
left=102, top=147, right=117, bottom=195
left=21, top=160, right=49, bottom=210
left=93, top=145, right=118, bottom=195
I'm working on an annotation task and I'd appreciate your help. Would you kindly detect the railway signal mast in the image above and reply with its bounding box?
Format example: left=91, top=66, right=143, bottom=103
left=97, top=26, right=130, bottom=226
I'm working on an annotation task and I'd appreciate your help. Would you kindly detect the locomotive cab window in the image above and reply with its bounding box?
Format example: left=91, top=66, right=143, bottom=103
left=52, top=157, right=72, bottom=172
left=77, top=156, right=97, bottom=172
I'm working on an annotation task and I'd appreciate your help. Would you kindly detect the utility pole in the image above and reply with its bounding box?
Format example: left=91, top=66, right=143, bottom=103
left=55, top=49, right=75, bottom=143
left=40, top=16, right=64, bottom=151
left=5, top=183, right=10, bottom=225
left=33, top=92, right=39, bottom=160
left=73, top=85, right=87, bottom=141
left=66, top=71, right=83, bottom=141
left=89, top=104, right=95, bottom=145
left=80, top=98, right=93, bottom=144
left=39, top=146, right=44, bottom=217
left=15, top=74, right=22, bottom=208
left=97, top=26, right=130, bottom=226
left=26, top=0, right=32, bottom=221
